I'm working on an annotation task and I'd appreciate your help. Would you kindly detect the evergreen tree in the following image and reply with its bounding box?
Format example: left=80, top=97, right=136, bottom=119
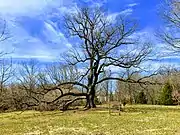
left=136, top=91, right=147, bottom=104
left=160, top=82, right=173, bottom=105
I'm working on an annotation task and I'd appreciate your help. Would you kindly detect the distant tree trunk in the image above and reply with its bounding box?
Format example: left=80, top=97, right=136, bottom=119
left=129, top=96, right=133, bottom=105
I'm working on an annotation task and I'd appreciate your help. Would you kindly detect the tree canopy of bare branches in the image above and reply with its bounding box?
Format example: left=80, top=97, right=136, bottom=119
left=40, top=7, right=158, bottom=110
left=160, top=0, right=180, bottom=50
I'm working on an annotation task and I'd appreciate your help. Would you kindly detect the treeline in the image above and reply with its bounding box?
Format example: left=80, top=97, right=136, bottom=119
left=0, top=59, right=179, bottom=112
left=0, top=60, right=84, bottom=112
left=109, top=68, right=180, bottom=106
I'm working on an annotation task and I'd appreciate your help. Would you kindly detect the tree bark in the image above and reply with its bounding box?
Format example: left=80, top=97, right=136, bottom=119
left=84, top=88, right=96, bottom=109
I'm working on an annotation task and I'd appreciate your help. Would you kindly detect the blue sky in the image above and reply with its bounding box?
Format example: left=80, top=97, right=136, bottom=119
left=0, top=0, right=179, bottom=69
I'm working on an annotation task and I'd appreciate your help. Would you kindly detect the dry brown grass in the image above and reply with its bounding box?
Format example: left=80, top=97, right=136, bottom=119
left=0, top=105, right=180, bottom=135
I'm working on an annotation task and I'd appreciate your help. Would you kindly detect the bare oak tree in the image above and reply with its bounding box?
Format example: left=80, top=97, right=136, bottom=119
left=45, top=7, right=155, bottom=110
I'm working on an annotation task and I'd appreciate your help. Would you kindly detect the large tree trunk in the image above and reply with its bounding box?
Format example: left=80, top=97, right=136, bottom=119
left=90, top=94, right=96, bottom=108
left=84, top=95, right=96, bottom=109
left=84, top=88, right=96, bottom=109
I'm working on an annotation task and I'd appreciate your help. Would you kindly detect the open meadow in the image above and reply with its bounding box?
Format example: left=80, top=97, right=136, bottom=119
left=0, top=105, right=180, bottom=135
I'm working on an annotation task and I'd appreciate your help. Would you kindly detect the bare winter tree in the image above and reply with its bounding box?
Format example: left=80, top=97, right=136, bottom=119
left=116, top=68, right=140, bottom=104
left=0, top=20, right=10, bottom=56
left=44, top=7, right=157, bottom=110
left=15, top=60, right=42, bottom=108
left=0, top=59, right=14, bottom=92
left=95, top=70, right=111, bottom=103
left=0, top=58, right=14, bottom=111
left=44, top=64, right=79, bottom=85
left=0, top=19, right=12, bottom=91
left=160, top=0, right=180, bottom=50
left=0, top=19, right=13, bottom=111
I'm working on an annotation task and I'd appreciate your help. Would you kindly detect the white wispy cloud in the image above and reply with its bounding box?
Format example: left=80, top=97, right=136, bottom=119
left=0, top=0, right=51, bottom=15
left=107, top=12, right=120, bottom=22
left=107, top=8, right=134, bottom=22
left=0, top=0, right=76, bottom=16
left=120, top=8, right=133, bottom=16
left=5, top=19, right=70, bottom=61
left=0, top=0, right=76, bottom=61
left=127, top=3, right=139, bottom=7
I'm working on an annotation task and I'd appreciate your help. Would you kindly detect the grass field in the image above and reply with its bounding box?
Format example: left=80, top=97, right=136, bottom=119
left=0, top=105, right=180, bottom=135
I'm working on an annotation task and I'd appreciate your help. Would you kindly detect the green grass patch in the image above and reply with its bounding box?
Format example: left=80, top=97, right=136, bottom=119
left=0, top=105, right=180, bottom=135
